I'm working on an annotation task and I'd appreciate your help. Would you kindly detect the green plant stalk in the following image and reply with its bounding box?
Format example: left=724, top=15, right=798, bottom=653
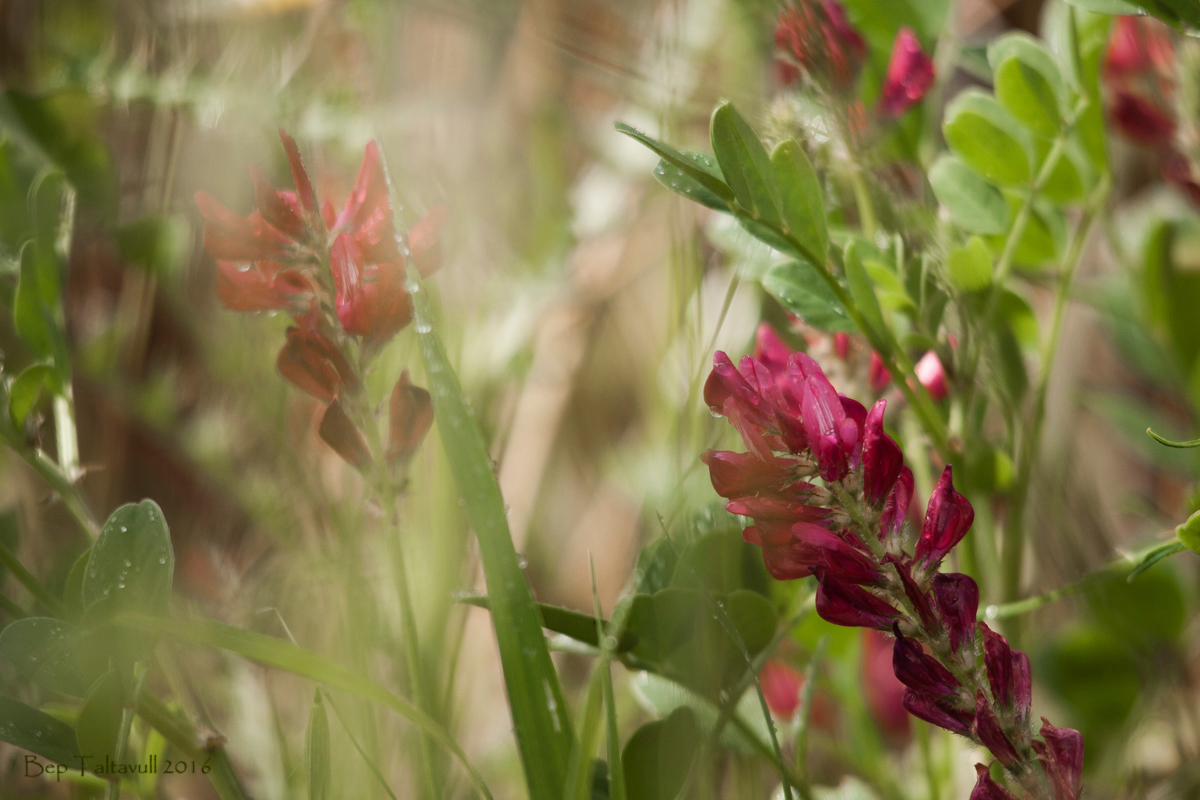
left=848, top=167, right=878, bottom=243
left=1000, top=182, right=1106, bottom=610
left=0, top=591, right=27, bottom=618
left=323, top=688, right=402, bottom=800
left=982, top=535, right=1183, bottom=621
left=350, top=377, right=441, bottom=800
left=793, top=632, right=828, bottom=796
left=0, top=538, right=66, bottom=616
left=107, top=664, right=148, bottom=800
left=135, top=694, right=251, bottom=800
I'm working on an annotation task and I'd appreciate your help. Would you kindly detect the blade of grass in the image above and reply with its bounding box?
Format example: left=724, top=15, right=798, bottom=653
left=323, top=689, right=401, bottom=800
left=118, top=612, right=493, bottom=800
left=405, top=275, right=575, bottom=800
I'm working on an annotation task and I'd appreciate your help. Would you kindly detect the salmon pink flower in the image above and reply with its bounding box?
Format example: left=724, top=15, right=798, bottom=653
left=388, top=371, right=434, bottom=465
left=275, top=321, right=359, bottom=403
left=878, top=28, right=935, bottom=119
left=330, top=233, right=413, bottom=348
left=318, top=399, right=372, bottom=470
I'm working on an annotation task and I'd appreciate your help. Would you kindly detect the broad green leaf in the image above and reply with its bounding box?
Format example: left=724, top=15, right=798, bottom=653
left=943, top=90, right=1032, bottom=185
left=8, top=363, right=55, bottom=429
left=1143, top=220, right=1200, bottom=375
left=947, top=236, right=993, bottom=292
left=761, top=260, right=854, bottom=333
left=1176, top=510, right=1200, bottom=554
left=307, top=690, right=332, bottom=800
left=988, top=33, right=1067, bottom=139
left=770, top=140, right=828, bottom=260
left=1037, top=140, right=1086, bottom=204
left=614, top=123, right=733, bottom=204
left=118, top=612, right=494, bottom=800
left=62, top=547, right=90, bottom=621
left=0, top=695, right=82, bottom=766
left=843, top=241, right=889, bottom=351
left=0, top=616, right=89, bottom=696
left=987, top=197, right=1065, bottom=270
left=996, top=289, right=1038, bottom=350
left=408, top=277, right=572, bottom=800
left=622, top=708, right=701, bottom=800
left=631, top=672, right=770, bottom=755
left=652, top=152, right=729, bottom=212
left=82, top=500, right=173, bottom=620
left=928, top=155, right=1009, bottom=234
left=76, top=668, right=124, bottom=769
left=30, top=172, right=65, bottom=307
left=710, top=103, right=781, bottom=226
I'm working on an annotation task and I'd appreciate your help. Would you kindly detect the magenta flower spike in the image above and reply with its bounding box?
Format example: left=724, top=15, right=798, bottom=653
left=891, top=624, right=960, bottom=695
left=879, top=465, right=913, bottom=540
left=878, top=27, right=935, bottom=119
left=980, top=623, right=1015, bottom=708
left=915, top=466, right=974, bottom=570
left=814, top=570, right=900, bottom=629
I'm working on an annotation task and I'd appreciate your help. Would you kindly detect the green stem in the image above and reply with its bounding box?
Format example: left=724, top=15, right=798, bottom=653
left=1000, top=182, right=1107, bottom=608
left=982, top=536, right=1183, bottom=622
left=357, top=384, right=441, bottom=800
left=849, top=168, right=878, bottom=243
left=0, top=591, right=27, bottom=618
left=0, top=538, right=66, bottom=616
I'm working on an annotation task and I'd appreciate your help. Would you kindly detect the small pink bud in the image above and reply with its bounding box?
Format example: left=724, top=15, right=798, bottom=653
left=760, top=660, right=805, bottom=720
left=914, top=350, right=948, bottom=400
left=878, top=28, right=935, bottom=119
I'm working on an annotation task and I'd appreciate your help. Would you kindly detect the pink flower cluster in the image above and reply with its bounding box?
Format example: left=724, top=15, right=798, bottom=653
left=704, top=325, right=1082, bottom=800
left=195, top=131, right=440, bottom=469
left=774, top=2, right=934, bottom=120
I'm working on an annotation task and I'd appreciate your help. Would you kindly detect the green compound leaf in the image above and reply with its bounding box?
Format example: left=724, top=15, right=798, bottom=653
left=75, top=668, right=124, bottom=770
left=82, top=500, right=173, bottom=621
left=770, top=140, right=828, bottom=261
left=615, top=123, right=733, bottom=204
left=652, top=151, right=730, bottom=212
left=929, top=155, right=1009, bottom=235
left=943, top=90, right=1032, bottom=186
left=408, top=277, right=573, bottom=800
left=0, top=695, right=82, bottom=767
left=988, top=33, right=1067, bottom=139
left=0, top=616, right=90, bottom=696
left=8, top=362, right=57, bottom=429
left=710, top=103, right=781, bottom=227
left=622, top=708, right=701, bottom=800
left=761, top=259, right=854, bottom=333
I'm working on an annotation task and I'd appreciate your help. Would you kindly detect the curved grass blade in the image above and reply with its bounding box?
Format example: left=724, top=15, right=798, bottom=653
left=407, top=277, right=575, bottom=800
left=1147, top=427, right=1200, bottom=448
left=117, top=613, right=493, bottom=800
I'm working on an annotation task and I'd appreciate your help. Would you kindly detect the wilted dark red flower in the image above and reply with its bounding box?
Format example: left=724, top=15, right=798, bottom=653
left=774, top=1, right=866, bottom=91
left=814, top=569, right=900, bottom=629
left=878, top=28, right=935, bottom=119
left=319, top=399, right=371, bottom=469
left=388, top=371, right=434, bottom=465
left=276, top=321, right=359, bottom=403
left=902, top=688, right=973, bottom=736
left=760, top=660, right=805, bottom=720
